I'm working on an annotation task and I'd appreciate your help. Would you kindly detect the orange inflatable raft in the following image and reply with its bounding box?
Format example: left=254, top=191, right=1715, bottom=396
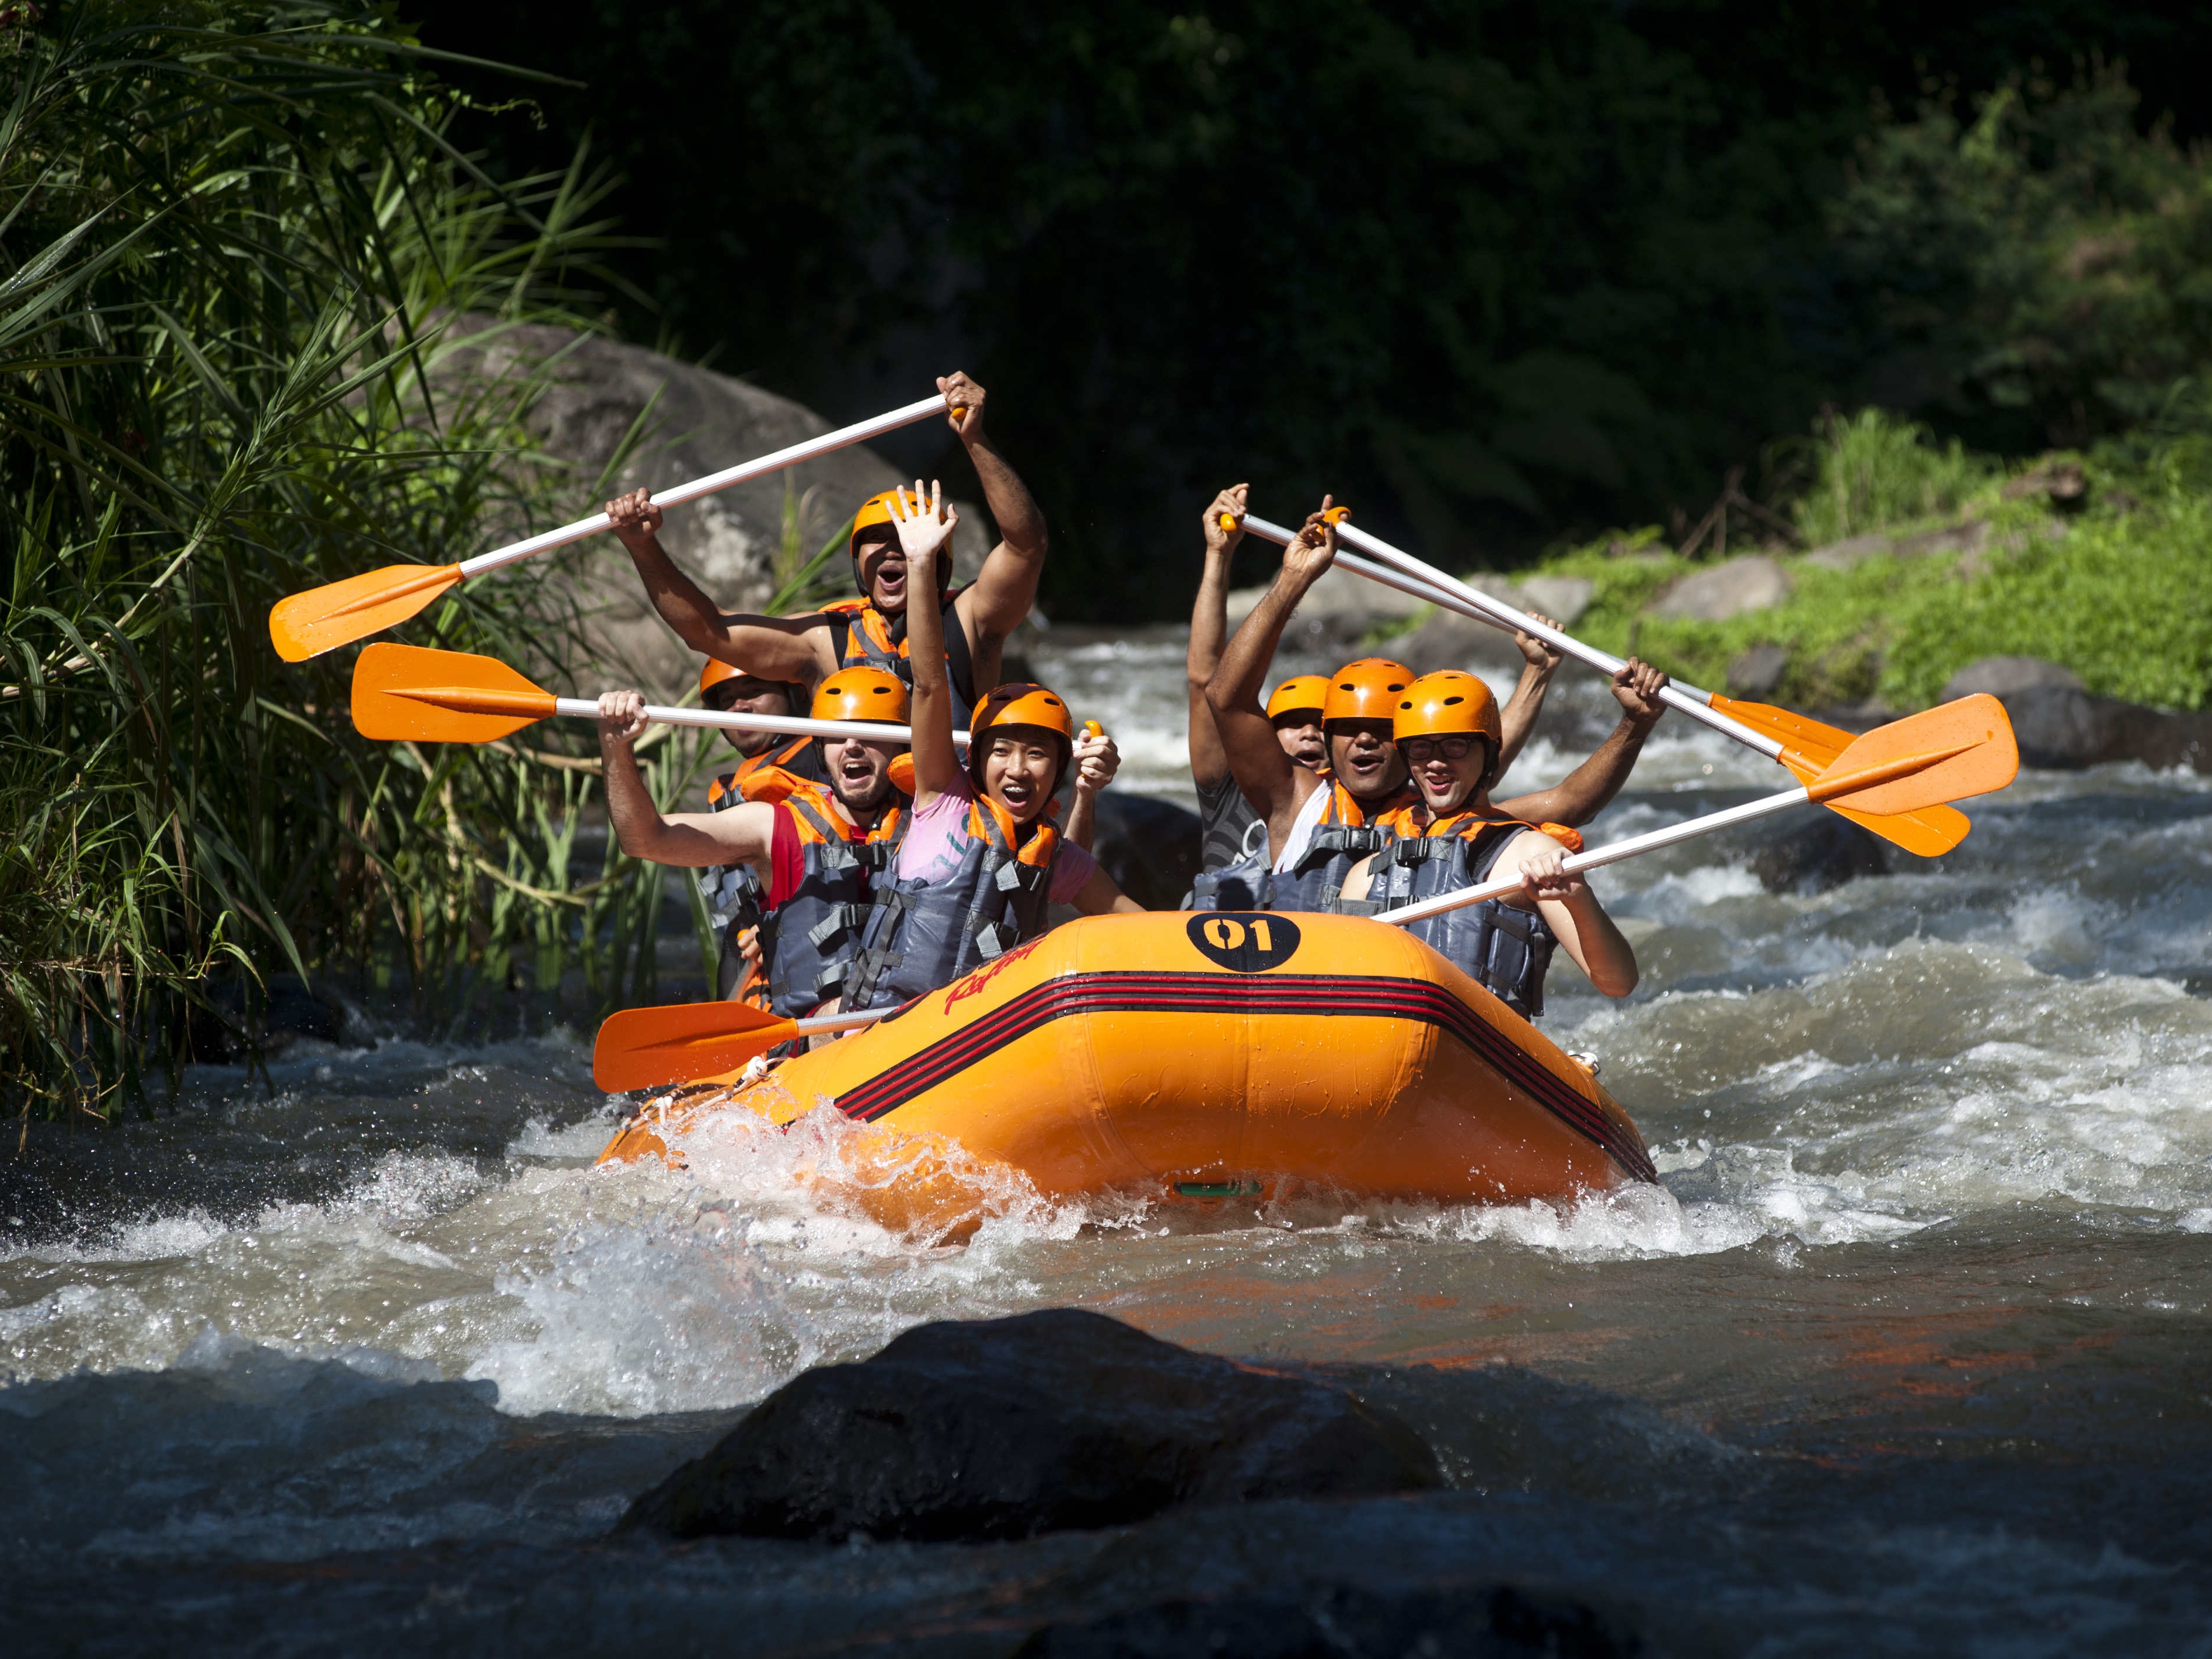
left=596, top=911, right=1654, bottom=1206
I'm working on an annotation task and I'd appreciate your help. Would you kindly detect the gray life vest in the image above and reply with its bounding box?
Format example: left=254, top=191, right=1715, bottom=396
left=1184, top=791, right=1274, bottom=911
left=1335, top=818, right=1558, bottom=1018
left=1272, top=780, right=1395, bottom=913
left=846, top=804, right=1060, bottom=1011
left=746, top=794, right=906, bottom=1018
left=825, top=588, right=978, bottom=729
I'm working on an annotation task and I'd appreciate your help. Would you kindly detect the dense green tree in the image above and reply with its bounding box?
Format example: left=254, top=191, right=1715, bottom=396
left=410, top=2, right=2210, bottom=617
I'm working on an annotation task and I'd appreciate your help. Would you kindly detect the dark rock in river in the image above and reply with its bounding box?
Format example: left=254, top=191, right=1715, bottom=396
left=620, top=1308, right=1440, bottom=1542
left=1084, top=790, right=1202, bottom=912
left=1012, top=1582, right=1644, bottom=1658
left=1941, top=656, right=2212, bottom=773
left=1743, top=813, right=1892, bottom=893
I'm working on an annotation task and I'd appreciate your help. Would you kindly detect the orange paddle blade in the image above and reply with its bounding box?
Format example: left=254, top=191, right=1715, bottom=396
left=1713, top=692, right=1971, bottom=855
left=1808, top=695, right=2018, bottom=820
left=593, top=1001, right=796, bottom=1092
left=1707, top=691, right=1850, bottom=770
left=269, top=562, right=463, bottom=661
left=351, top=643, right=557, bottom=742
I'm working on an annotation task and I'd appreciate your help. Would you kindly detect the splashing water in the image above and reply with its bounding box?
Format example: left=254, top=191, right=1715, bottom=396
left=4, top=627, right=2210, bottom=1648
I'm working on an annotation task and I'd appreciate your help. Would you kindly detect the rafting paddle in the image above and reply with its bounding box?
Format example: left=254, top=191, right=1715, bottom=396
left=1377, top=695, right=2018, bottom=929
left=1238, top=511, right=1970, bottom=856
left=271, top=393, right=958, bottom=661
left=350, top=643, right=974, bottom=747
left=593, top=1002, right=890, bottom=1091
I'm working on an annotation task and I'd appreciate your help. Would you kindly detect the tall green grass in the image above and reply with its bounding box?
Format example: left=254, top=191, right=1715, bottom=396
left=0, top=3, right=708, bottom=1121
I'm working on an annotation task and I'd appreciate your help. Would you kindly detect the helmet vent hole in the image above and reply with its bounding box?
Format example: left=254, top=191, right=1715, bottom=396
left=1442, top=695, right=1463, bottom=705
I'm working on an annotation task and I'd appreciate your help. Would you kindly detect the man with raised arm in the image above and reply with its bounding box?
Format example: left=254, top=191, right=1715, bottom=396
left=1206, top=500, right=1671, bottom=913
left=602, top=371, right=1046, bottom=728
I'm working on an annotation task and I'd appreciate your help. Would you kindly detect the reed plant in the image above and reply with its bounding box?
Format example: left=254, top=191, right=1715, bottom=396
left=0, top=2, right=702, bottom=1122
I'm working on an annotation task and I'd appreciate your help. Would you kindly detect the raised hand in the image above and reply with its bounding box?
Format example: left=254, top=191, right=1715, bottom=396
left=596, top=689, right=649, bottom=746
left=1073, top=727, right=1120, bottom=794
left=1514, top=612, right=1565, bottom=673
left=1282, top=494, right=1342, bottom=584
left=938, top=371, right=985, bottom=441
left=1610, top=657, right=1670, bottom=726
left=885, top=477, right=960, bottom=566
left=1203, top=483, right=1249, bottom=556
left=603, top=488, right=662, bottom=548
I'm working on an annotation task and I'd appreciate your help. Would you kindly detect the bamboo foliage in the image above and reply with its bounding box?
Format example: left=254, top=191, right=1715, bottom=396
left=0, top=2, right=701, bottom=1119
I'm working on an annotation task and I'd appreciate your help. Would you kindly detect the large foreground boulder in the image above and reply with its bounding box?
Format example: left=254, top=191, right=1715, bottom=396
left=1085, top=791, right=1203, bottom=912
left=619, top=1309, right=1441, bottom=1542
left=1941, top=657, right=2212, bottom=773
left=1012, top=1582, right=1644, bottom=1658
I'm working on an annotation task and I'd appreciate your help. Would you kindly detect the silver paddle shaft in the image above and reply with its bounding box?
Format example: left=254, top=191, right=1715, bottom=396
left=1378, top=784, right=1813, bottom=927
left=1237, top=514, right=1784, bottom=762
left=458, top=395, right=947, bottom=578
left=551, top=699, right=970, bottom=746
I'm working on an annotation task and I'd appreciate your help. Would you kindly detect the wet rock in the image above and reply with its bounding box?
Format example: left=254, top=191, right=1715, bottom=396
left=1650, top=555, right=1791, bottom=621
left=1941, top=656, right=2084, bottom=699
left=2002, top=459, right=2087, bottom=506
left=619, top=1309, right=1440, bottom=1542
left=1743, top=814, right=1892, bottom=893
left=188, top=974, right=357, bottom=1061
left=1804, top=532, right=1890, bottom=571
left=1224, top=566, right=1428, bottom=648
left=1011, top=1582, right=1643, bottom=1658
left=1893, top=517, right=1989, bottom=558
left=432, top=320, right=991, bottom=701
left=1085, top=791, right=1203, bottom=912
left=1726, top=643, right=1790, bottom=698
left=1394, top=606, right=1527, bottom=675
left=1516, top=574, right=1594, bottom=627
left=1938, top=657, right=2212, bottom=773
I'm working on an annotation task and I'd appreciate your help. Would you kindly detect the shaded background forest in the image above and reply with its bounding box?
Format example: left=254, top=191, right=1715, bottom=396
left=413, top=0, right=2212, bottom=618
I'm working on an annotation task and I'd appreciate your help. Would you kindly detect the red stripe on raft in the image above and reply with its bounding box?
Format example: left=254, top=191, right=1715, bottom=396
left=834, top=971, right=1654, bottom=1183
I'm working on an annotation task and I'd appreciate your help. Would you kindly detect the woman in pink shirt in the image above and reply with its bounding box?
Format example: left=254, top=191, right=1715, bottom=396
left=845, top=482, right=1143, bottom=1011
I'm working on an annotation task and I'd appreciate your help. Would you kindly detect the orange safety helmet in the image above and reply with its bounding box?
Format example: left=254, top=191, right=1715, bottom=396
left=848, top=487, right=955, bottom=600
left=1395, top=670, right=1503, bottom=786
left=811, top=665, right=911, bottom=726
left=967, top=681, right=1075, bottom=790
left=1266, top=673, right=1329, bottom=722
left=700, top=656, right=801, bottom=705
left=1322, top=658, right=1414, bottom=726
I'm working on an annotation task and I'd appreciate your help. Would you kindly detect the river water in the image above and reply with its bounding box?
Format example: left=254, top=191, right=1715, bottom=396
left=6, top=625, right=2211, bottom=1653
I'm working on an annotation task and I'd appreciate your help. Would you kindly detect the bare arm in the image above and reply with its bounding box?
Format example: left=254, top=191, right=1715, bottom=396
left=1062, top=727, right=1119, bottom=851
left=596, top=691, right=779, bottom=871
left=1495, top=660, right=1667, bottom=829
left=944, top=371, right=1050, bottom=649
left=889, top=481, right=964, bottom=810
left=1494, top=615, right=1564, bottom=779
left=1204, top=500, right=1341, bottom=854
left=1186, top=484, right=1247, bottom=792
left=1493, top=831, right=1638, bottom=997
left=1071, top=863, right=1146, bottom=915
left=604, top=488, right=831, bottom=682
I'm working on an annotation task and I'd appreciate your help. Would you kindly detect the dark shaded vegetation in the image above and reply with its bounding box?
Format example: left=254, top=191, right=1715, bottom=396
left=411, top=1, right=2212, bottom=617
